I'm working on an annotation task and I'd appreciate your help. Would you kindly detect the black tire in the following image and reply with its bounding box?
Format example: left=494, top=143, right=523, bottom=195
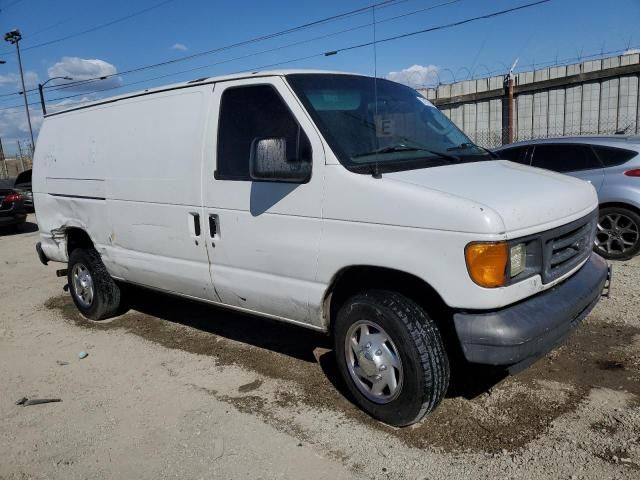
left=67, top=247, right=122, bottom=320
left=595, top=206, right=640, bottom=260
left=334, top=290, right=449, bottom=426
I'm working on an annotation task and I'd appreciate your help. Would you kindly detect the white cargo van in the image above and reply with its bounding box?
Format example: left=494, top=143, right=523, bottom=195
left=34, top=70, right=609, bottom=426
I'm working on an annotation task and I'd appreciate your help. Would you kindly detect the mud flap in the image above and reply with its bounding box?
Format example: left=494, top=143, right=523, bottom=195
left=35, top=242, right=49, bottom=266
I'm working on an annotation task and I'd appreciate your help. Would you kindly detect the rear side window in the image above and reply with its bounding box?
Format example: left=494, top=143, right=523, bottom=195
left=531, top=144, right=601, bottom=173
left=216, top=84, right=311, bottom=180
left=593, top=145, right=638, bottom=167
left=497, top=146, right=530, bottom=165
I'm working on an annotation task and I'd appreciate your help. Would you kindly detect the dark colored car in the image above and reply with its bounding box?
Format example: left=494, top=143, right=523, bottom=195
left=14, top=169, right=33, bottom=212
left=0, top=178, right=27, bottom=229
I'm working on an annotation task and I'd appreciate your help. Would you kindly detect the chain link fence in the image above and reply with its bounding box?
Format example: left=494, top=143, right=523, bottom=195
left=468, top=118, right=637, bottom=150
left=0, top=140, right=33, bottom=179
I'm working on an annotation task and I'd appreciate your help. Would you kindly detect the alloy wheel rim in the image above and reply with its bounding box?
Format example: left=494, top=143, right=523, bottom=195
left=596, top=213, right=640, bottom=256
left=72, top=263, right=94, bottom=308
left=345, top=320, right=403, bottom=404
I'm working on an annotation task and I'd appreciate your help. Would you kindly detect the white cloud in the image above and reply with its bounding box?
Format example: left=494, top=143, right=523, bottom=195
left=0, top=104, right=43, bottom=152
left=47, top=57, right=122, bottom=92
left=172, top=43, right=188, bottom=51
left=386, top=64, right=439, bottom=88
left=0, top=71, right=40, bottom=89
left=623, top=48, right=640, bottom=55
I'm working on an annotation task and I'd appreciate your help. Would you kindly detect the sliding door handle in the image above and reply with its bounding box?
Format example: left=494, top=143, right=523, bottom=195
left=193, top=213, right=201, bottom=236
left=209, top=214, right=219, bottom=238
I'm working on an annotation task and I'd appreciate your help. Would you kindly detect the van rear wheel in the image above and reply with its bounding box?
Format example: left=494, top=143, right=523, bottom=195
left=334, top=290, right=449, bottom=426
left=68, top=248, right=122, bottom=320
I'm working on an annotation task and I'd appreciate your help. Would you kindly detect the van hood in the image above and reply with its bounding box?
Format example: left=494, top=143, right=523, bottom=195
left=383, top=160, right=598, bottom=234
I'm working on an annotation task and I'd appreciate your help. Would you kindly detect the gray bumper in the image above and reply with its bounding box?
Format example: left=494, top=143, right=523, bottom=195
left=453, top=253, right=608, bottom=368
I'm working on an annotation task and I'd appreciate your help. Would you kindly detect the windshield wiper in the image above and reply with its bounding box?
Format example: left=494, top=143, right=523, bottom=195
left=446, top=142, right=498, bottom=158
left=352, top=145, right=419, bottom=157
left=352, top=144, right=460, bottom=162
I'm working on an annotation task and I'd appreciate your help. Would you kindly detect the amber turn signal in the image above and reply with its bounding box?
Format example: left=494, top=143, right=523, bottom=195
left=465, top=242, right=509, bottom=288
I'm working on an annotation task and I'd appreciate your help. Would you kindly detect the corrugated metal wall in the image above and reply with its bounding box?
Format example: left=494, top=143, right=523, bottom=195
left=421, top=53, right=640, bottom=147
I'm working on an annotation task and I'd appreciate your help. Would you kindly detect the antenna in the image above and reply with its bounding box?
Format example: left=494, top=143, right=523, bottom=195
left=372, top=4, right=381, bottom=178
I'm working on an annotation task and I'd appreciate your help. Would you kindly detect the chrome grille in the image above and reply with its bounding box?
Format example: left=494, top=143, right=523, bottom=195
left=541, top=212, right=597, bottom=284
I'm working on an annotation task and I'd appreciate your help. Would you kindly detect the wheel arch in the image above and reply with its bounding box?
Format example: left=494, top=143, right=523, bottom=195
left=65, top=227, right=95, bottom=257
left=599, top=201, right=640, bottom=217
left=322, top=265, right=453, bottom=336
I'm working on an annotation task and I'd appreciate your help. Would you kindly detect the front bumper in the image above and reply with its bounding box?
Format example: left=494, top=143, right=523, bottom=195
left=453, top=253, right=608, bottom=369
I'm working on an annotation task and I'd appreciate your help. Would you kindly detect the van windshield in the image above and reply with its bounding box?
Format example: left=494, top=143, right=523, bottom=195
left=286, top=73, right=490, bottom=174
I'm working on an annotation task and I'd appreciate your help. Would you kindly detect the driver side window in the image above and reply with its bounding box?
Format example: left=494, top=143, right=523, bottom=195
left=215, top=84, right=312, bottom=181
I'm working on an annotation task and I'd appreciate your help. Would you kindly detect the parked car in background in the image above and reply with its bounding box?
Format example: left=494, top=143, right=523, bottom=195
left=495, top=136, right=640, bottom=260
left=0, top=178, right=27, bottom=230
left=14, top=169, right=33, bottom=212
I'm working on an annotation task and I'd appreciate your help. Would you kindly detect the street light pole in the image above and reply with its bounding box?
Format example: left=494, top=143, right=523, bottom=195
left=4, top=30, right=34, bottom=153
left=38, top=76, right=73, bottom=115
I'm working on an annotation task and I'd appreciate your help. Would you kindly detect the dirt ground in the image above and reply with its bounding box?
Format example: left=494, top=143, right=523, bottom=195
left=1, top=216, right=639, bottom=480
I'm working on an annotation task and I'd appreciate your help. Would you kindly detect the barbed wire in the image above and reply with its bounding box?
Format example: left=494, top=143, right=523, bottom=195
left=400, top=46, right=640, bottom=90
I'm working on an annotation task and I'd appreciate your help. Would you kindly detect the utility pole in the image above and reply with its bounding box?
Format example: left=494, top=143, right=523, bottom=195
left=0, top=137, right=8, bottom=178
left=4, top=30, right=35, bottom=150
left=506, top=75, right=514, bottom=144
left=504, top=58, right=519, bottom=145
left=17, top=141, right=25, bottom=173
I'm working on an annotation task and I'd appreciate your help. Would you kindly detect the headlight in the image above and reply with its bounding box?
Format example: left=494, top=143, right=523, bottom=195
left=509, top=243, right=526, bottom=277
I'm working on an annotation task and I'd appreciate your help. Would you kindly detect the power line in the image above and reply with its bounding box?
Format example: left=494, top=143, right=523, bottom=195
left=19, top=11, right=85, bottom=40
left=0, top=0, right=463, bottom=105
left=45, top=0, right=406, bottom=91
left=48, top=40, right=640, bottom=109
left=0, top=0, right=179, bottom=55
left=0, top=0, right=23, bottom=11
left=45, top=52, right=328, bottom=114
left=0, top=0, right=408, bottom=100
left=0, top=0, right=553, bottom=112
left=46, top=0, right=459, bottom=94
left=332, top=0, right=553, bottom=55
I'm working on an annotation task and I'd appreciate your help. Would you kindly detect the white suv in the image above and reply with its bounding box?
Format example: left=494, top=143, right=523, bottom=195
left=34, top=70, right=609, bottom=426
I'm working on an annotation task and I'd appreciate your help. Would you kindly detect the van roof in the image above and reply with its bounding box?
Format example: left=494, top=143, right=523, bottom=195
left=46, top=69, right=353, bottom=117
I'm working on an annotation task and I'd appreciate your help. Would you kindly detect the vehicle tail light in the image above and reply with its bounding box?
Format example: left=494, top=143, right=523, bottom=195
left=624, top=169, right=640, bottom=177
left=2, top=192, right=23, bottom=204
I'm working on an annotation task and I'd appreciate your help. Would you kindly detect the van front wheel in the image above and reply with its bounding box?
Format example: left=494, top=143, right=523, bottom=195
left=68, top=248, right=122, bottom=320
left=334, top=290, right=449, bottom=426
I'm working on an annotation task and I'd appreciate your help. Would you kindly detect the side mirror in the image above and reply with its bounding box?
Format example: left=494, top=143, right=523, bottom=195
left=250, top=137, right=311, bottom=182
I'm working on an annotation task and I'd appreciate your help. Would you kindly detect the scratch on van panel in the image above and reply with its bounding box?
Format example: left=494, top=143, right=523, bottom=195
left=131, top=223, right=165, bottom=227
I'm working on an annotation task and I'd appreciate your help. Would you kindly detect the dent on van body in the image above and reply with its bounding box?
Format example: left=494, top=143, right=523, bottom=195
left=34, top=192, right=110, bottom=263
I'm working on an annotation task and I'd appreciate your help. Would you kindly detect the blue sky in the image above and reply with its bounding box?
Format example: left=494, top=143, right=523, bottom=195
left=0, top=0, right=638, bottom=152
